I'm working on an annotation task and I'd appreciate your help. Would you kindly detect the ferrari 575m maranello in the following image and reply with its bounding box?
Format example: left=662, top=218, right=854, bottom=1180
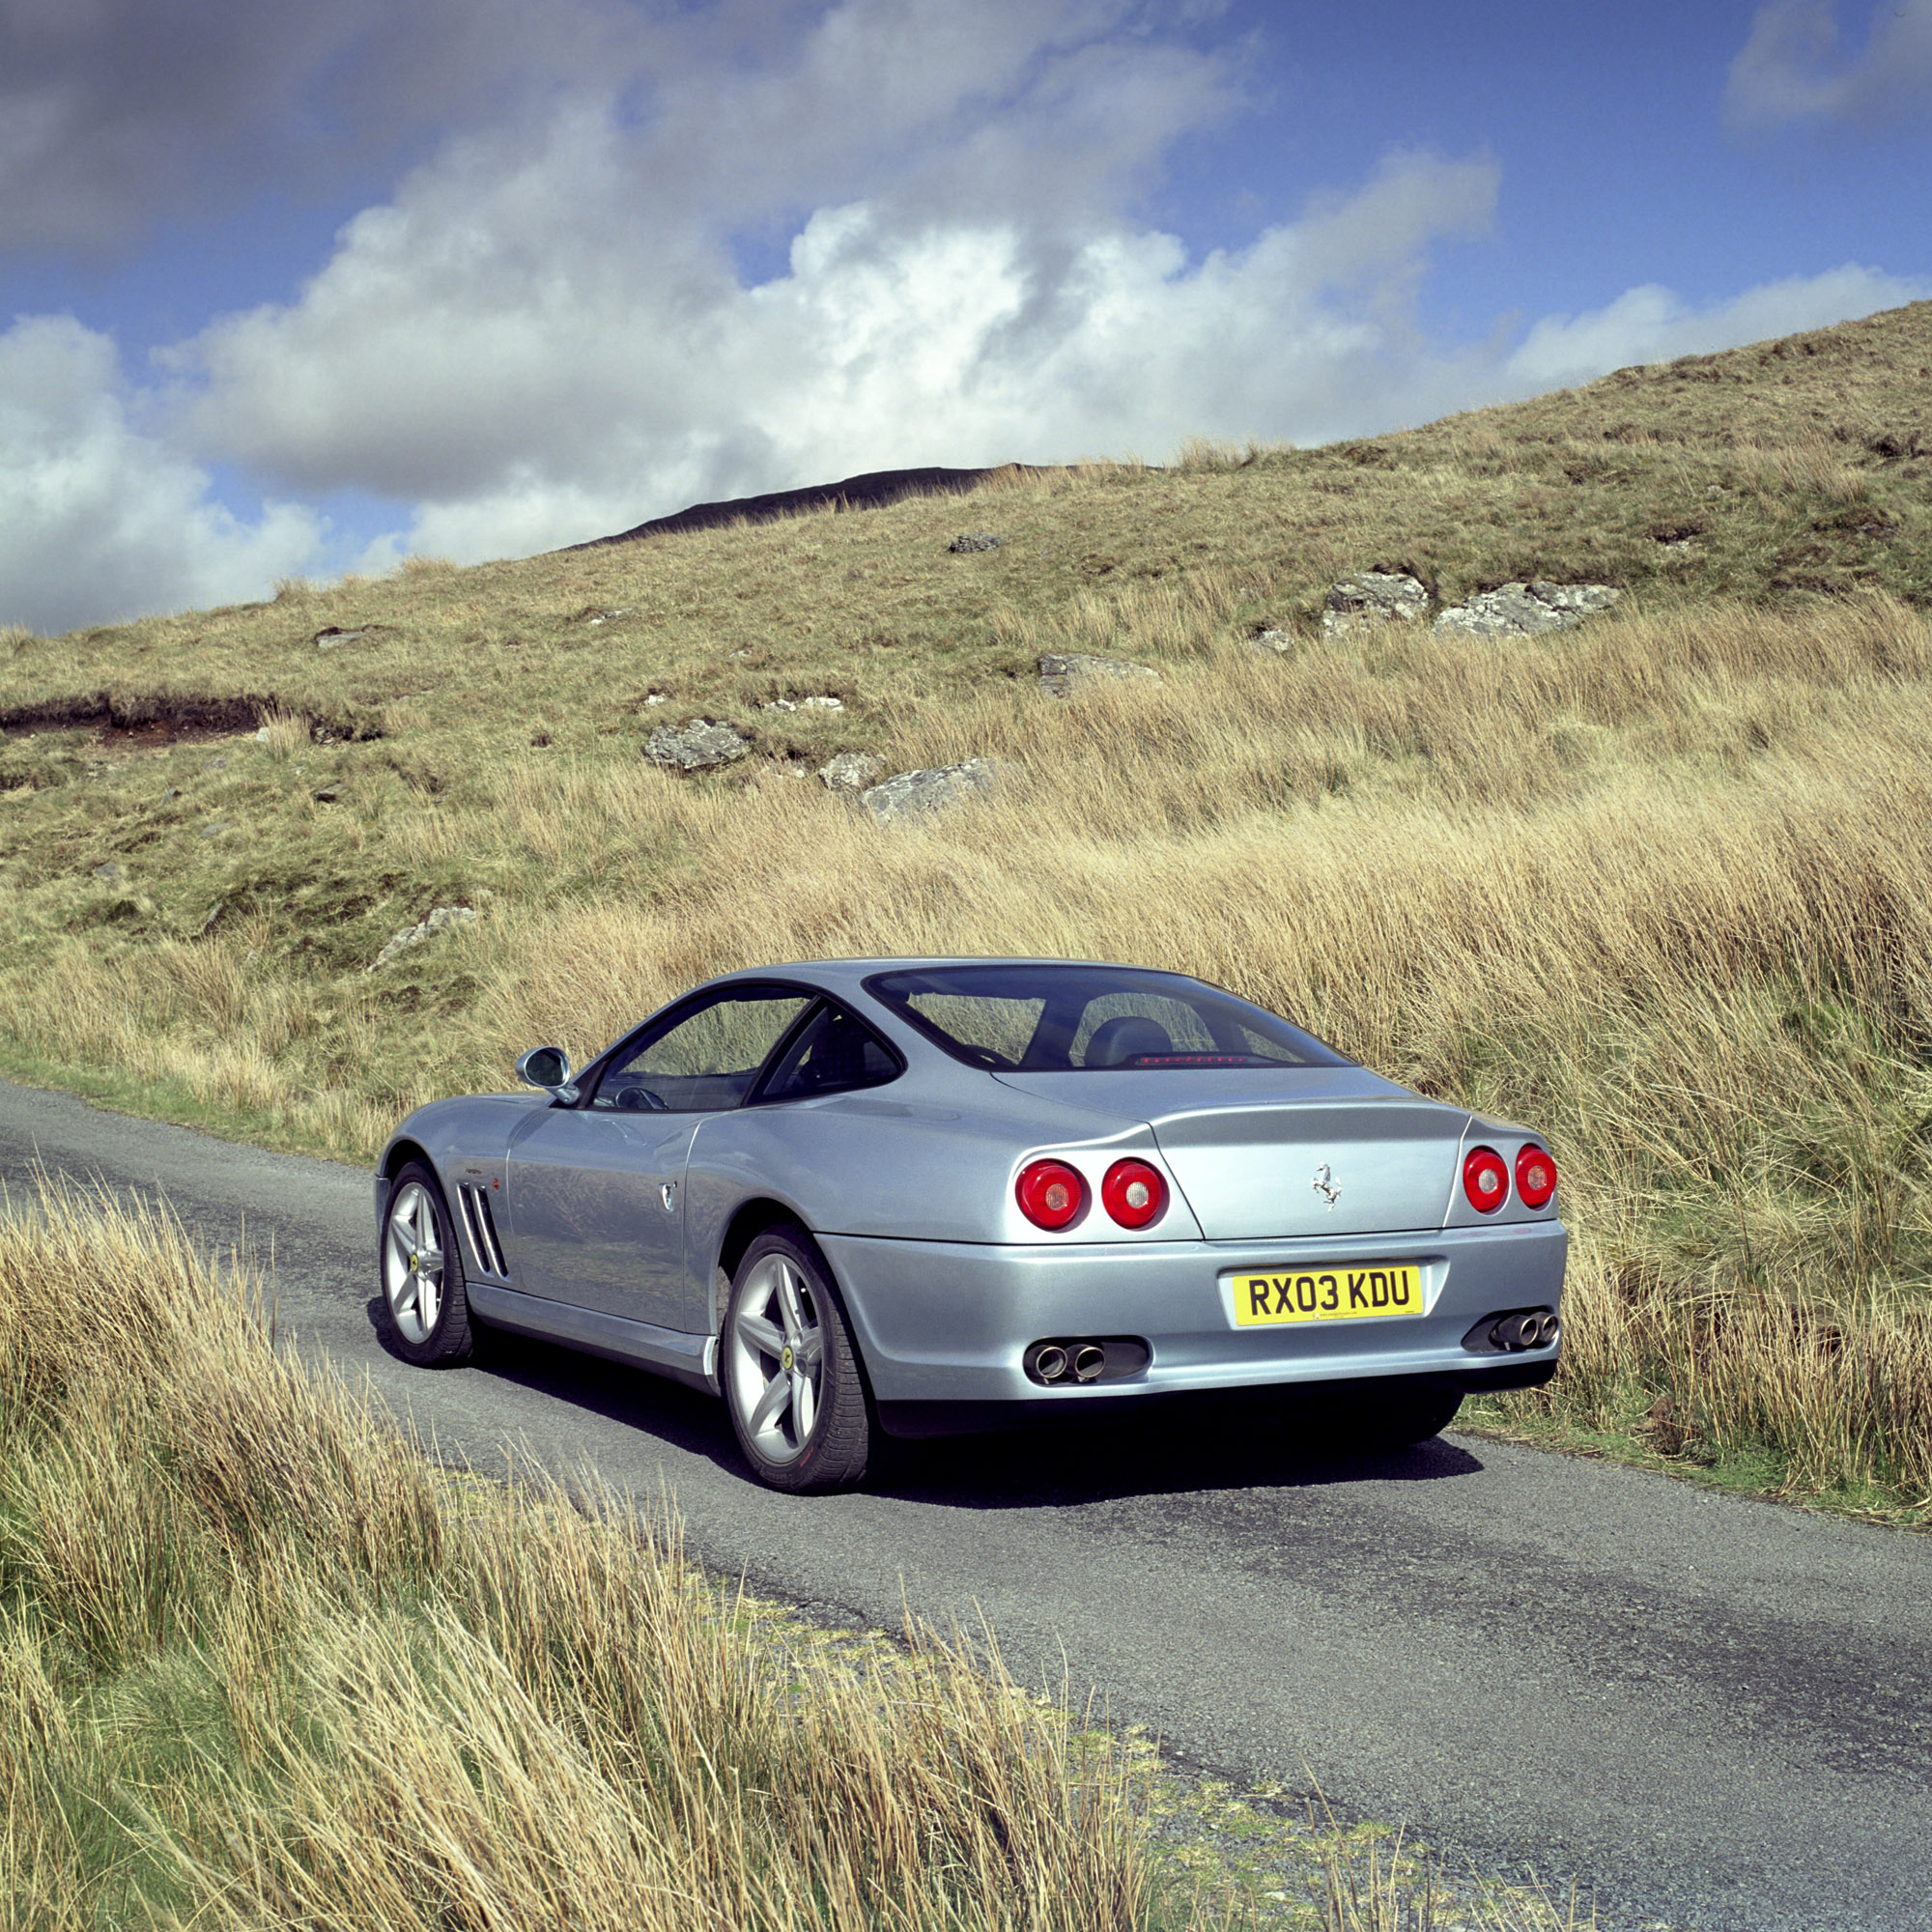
left=376, top=959, right=1566, bottom=1490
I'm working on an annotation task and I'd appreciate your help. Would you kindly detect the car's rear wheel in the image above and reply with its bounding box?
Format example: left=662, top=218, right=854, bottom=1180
left=723, top=1224, right=871, bottom=1492
left=379, top=1161, right=476, bottom=1366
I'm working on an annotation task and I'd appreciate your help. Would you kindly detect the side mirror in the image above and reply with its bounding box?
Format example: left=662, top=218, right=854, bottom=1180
left=515, top=1045, right=573, bottom=1093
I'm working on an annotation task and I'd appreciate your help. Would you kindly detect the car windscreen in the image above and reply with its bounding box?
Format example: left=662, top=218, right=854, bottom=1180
left=864, top=965, right=1349, bottom=1071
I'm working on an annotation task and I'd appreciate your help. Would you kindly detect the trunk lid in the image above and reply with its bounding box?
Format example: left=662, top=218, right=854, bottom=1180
left=993, top=1069, right=1469, bottom=1238
left=1151, top=1097, right=1470, bottom=1238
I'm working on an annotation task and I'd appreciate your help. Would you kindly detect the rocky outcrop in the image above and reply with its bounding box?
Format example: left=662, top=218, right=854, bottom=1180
left=948, top=532, right=1004, bottom=554
left=369, top=904, right=477, bottom=973
left=860, top=758, right=1000, bottom=825
left=761, top=696, right=844, bottom=712
left=1432, top=581, right=1621, bottom=638
left=643, top=720, right=749, bottom=770
left=1248, top=629, right=1294, bottom=654
left=817, top=752, right=882, bottom=794
left=1037, top=652, right=1159, bottom=697
left=1322, top=572, right=1428, bottom=636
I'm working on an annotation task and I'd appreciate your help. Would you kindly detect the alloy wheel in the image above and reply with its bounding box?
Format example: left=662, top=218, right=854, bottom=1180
left=384, top=1179, right=445, bottom=1344
left=726, top=1253, right=826, bottom=1465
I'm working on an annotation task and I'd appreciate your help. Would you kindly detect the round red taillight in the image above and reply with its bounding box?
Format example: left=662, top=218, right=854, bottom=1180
left=1101, top=1158, right=1167, bottom=1229
left=1463, top=1146, right=1510, bottom=1213
left=1516, top=1144, right=1557, bottom=1209
left=1016, top=1159, right=1086, bottom=1231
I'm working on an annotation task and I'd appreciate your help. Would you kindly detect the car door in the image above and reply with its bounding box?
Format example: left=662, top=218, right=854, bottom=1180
left=502, top=986, right=812, bottom=1331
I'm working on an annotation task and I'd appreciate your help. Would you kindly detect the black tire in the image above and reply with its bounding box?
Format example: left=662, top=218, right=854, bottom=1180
left=721, top=1223, right=871, bottom=1492
left=1354, top=1386, right=1463, bottom=1448
left=377, top=1161, right=476, bottom=1367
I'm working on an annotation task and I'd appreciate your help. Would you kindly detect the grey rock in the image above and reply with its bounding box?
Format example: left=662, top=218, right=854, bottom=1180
left=860, top=758, right=1001, bottom=826
left=200, top=820, right=232, bottom=838
left=1322, top=572, right=1429, bottom=636
left=762, top=695, right=845, bottom=713
left=1248, top=629, right=1295, bottom=655
left=312, top=785, right=340, bottom=804
left=159, top=788, right=178, bottom=803
left=643, top=719, right=749, bottom=771
left=818, top=752, right=883, bottom=794
left=208, top=757, right=227, bottom=771
left=367, top=903, right=478, bottom=973
left=644, top=693, right=668, bottom=705
left=585, top=608, right=635, bottom=626
left=92, top=862, right=124, bottom=883
left=1037, top=652, right=1160, bottom=697
left=314, top=627, right=364, bottom=649
left=1432, top=581, right=1622, bottom=639
left=948, top=532, right=1004, bottom=554
left=254, top=724, right=271, bottom=742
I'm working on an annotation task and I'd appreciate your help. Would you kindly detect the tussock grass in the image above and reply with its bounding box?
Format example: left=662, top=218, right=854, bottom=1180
left=0, top=1179, right=1155, bottom=1929
left=1, top=301, right=1930, bottom=1519
left=0, top=1180, right=1582, bottom=1931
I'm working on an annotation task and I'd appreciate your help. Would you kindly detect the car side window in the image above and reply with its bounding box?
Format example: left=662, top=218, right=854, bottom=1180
left=756, top=1002, right=902, bottom=1102
left=592, top=990, right=812, bottom=1113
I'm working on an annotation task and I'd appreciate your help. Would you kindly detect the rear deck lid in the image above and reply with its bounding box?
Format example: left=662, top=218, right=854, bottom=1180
left=992, top=1068, right=1470, bottom=1239
left=1151, top=1096, right=1470, bottom=1238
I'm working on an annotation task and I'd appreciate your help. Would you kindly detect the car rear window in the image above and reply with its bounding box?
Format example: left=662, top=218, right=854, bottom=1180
left=865, top=965, right=1348, bottom=1071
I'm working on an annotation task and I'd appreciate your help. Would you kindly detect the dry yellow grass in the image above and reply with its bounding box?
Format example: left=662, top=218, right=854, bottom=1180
left=0, top=1179, right=1155, bottom=1930
left=3, top=595, right=1931, bottom=1510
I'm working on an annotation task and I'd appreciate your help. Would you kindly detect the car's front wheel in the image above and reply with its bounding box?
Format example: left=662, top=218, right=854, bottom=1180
left=723, top=1224, right=871, bottom=1492
left=378, top=1161, right=476, bottom=1366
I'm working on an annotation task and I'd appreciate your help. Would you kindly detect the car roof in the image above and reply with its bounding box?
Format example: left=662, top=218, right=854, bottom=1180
left=703, top=957, right=1169, bottom=991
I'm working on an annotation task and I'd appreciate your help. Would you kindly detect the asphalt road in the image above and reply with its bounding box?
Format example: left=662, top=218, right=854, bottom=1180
left=3, top=1076, right=1927, bottom=1931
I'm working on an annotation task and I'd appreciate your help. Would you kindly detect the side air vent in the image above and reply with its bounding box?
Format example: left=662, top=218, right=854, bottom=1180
left=457, top=1183, right=508, bottom=1278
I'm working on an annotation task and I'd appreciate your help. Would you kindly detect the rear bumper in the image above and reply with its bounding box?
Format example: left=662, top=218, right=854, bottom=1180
left=816, top=1218, right=1567, bottom=1419
left=876, top=1358, right=1558, bottom=1438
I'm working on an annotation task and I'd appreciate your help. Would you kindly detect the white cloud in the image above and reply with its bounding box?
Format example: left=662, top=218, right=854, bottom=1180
left=1725, top=0, right=1932, bottom=131
left=0, top=316, right=322, bottom=634
left=171, top=95, right=1502, bottom=564
left=1501, top=264, right=1930, bottom=392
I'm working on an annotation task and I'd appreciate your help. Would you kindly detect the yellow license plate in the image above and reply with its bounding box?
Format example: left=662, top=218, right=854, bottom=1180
left=1229, top=1264, right=1425, bottom=1327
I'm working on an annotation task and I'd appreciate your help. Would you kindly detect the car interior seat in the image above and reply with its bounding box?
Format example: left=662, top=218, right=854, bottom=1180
left=1084, top=1015, right=1175, bottom=1066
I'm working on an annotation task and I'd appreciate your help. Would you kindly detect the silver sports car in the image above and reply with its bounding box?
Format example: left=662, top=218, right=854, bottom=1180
left=376, top=958, right=1566, bottom=1491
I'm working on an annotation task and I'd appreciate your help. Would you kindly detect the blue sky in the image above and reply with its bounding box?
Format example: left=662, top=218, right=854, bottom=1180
left=3, top=0, right=1929, bottom=634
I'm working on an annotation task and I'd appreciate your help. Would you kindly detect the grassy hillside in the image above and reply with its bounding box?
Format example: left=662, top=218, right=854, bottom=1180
left=2, top=299, right=1930, bottom=1519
